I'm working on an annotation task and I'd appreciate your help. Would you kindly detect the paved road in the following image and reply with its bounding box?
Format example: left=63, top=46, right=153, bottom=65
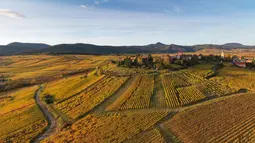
left=33, top=86, right=57, bottom=143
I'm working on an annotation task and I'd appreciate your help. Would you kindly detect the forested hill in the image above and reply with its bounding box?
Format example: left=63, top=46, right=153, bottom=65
left=0, top=42, right=50, bottom=56
left=1, top=42, right=254, bottom=55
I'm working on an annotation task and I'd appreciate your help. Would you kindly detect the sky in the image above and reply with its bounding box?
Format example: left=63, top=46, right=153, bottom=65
left=1, top=0, right=255, bottom=46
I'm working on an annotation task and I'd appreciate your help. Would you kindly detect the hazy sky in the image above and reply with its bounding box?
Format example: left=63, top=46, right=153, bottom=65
left=1, top=0, right=255, bottom=45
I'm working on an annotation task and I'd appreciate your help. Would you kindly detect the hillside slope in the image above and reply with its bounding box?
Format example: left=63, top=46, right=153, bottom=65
left=0, top=42, right=50, bottom=55
left=1, top=42, right=255, bottom=55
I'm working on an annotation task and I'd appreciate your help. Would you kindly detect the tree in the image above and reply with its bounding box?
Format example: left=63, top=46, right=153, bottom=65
left=190, top=56, right=199, bottom=65
left=133, top=57, right=138, bottom=66
left=124, top=57, right=132, bottom=68
left=148, top=54, right=153, bottom=63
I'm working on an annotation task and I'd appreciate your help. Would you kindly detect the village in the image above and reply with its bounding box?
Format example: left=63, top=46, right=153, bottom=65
left=118, top=51, right=255, bottom=70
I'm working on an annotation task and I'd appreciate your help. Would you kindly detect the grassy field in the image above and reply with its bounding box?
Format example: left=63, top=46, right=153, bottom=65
left=0, top=86, right=47, bottom=143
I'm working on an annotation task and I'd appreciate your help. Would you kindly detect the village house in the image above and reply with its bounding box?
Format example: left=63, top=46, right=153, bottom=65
left=232, top=56, right=254, bottom=68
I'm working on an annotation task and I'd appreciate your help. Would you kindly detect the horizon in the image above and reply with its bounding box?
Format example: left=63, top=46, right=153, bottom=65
left=1, top=0, right=255, bottom=46
left=1, top=41, right=252, bottom=47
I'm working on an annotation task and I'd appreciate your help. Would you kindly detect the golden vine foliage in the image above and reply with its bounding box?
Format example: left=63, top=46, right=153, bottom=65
left=43, top=111, right=169, bottom=143
left=55, top=76, right=129, bottom=119
left=120, top=75, right=154, bottom=110
left=0, top=86, right=47, bottom=143
left=165, top=93, right=255, bottom=143
left=123, top=128, right=165, bottom=143
left=42, top=71, right=105, bottom=102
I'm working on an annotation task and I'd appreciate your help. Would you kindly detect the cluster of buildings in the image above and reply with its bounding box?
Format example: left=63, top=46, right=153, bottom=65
left=221, top=51, right=254, bottom=68
left=232, top=56, right=254, bottom=68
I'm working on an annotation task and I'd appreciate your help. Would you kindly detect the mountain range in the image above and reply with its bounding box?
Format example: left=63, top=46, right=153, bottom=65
left=0, top=42, right=254, bottom=56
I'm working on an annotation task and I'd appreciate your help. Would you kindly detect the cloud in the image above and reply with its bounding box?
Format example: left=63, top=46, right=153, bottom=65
left=93, top=0, right=110, bottom=5
left=164, top=9, right=174, bottom=15
left=80, top=5, right=89, bottom=9
left=174, top=6, right=183, bottom=13
left=0, top=9, right=25, bottom=19
left=94, top=1, right=100, bottom=5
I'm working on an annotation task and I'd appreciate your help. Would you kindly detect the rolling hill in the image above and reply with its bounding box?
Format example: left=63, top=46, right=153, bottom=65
left=0, top=42, right=50, bottom=56
left=0, top=42, right=254, bottom=55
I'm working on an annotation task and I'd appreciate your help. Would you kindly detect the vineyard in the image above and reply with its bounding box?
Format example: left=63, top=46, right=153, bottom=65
left=0, top=55, right=116, bottom=91
left=164, top=93, right=255, bottom=143
left=123, top=128, right=165, bottom=143
left=161, top=68, right=235, bottom=108
left=177, top=86, right=205, bottom=105
left=1, top=54, right=255, bottom=143
left=55, top=76, right=129, bottom=119
left=210, top=63, right=255, bottom=92
left=42, top=71, right=104, bottom=103
left=120, top=75, right=154, bottom=110
left=0, top=86, right=47, bottom=142
left=161, top=75, right=180, bottom=107
left=107, top=75, right=154, bottom=110
left=42, top=111, right=169, bottom=143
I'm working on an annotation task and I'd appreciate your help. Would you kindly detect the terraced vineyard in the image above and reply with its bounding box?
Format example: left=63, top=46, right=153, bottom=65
left=0, top=86, right=47, bottom=142
left=55, top=76, right=129, bottom=119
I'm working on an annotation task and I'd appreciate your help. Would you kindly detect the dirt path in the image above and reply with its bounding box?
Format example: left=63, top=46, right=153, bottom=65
left=92, top=76, right=137, bottom=113
left=32, top=86, right=57, bottom=143
left=150, top=75, right=167, bottom=108
left=76, top=76, right=137, bottom=120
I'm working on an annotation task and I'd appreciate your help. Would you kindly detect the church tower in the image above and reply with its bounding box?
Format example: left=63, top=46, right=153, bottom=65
left=221, top=50, right=225, bottom=59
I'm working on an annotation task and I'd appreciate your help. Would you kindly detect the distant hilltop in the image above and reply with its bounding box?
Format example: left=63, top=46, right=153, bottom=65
left=0, top=42, right=254, bottom=56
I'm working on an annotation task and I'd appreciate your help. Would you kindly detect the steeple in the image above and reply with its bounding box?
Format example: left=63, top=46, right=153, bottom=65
left=221, top=50, right=225, bottom=59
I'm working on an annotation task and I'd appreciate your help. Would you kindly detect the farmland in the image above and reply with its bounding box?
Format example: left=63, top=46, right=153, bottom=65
left=107, top=75, right=154, bottom=110
left=0, top=86, right=47, bottom=142
left=210, top=63, right=255, bottom=92
left=0, top=54, right=254, bottom=143
left=165, top=93, right=255, bottom=143
left=43, top=111, right=169, bottom=143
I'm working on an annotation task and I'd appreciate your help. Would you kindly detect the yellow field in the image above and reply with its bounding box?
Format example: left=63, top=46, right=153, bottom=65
left=0, top=86, right=47, bottom=143
left=165, top=93, right=255, bottom=143
left=0, top=55, right=118, bottom=82
left=0, top=54, right=254, bottom=143
left=43, top=111, right=169, bottom=143
left=124, top=128, right=165, bottom=143
left=55, top=76, right=129, bottom=119
left=42, top=71, right=105, bottom=102
left=210, top=63, right=255, bottom=92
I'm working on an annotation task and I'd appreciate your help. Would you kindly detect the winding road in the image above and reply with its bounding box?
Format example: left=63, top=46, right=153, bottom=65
left=33, top=86, right=57, bottom=143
